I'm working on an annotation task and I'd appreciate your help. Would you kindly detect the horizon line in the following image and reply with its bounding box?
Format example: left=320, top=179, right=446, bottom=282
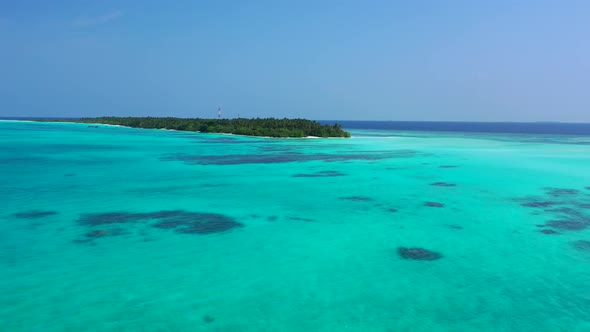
left=1, top=116, right=590, bottom=125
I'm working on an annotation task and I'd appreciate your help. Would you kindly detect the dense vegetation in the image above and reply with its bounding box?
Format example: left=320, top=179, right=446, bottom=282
left=67, top=117, right=351, bottom=138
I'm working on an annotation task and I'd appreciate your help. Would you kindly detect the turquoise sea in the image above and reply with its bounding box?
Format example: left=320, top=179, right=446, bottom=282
left=1, top=120, right=590, bottom=331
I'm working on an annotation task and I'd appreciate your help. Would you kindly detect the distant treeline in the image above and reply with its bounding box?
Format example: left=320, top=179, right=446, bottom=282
left=67, top=117, right=351, bottom=138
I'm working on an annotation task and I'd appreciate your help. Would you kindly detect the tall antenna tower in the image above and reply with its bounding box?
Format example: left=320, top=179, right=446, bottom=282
left=217, top=106, right=221, bottom=119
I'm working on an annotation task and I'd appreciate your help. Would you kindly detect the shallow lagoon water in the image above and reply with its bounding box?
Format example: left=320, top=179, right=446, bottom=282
left=1, top=121, right=590, bottom=331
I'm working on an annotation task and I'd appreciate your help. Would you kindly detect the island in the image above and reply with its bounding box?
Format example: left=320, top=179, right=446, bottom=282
left=51, top=117, right=351, bottom=138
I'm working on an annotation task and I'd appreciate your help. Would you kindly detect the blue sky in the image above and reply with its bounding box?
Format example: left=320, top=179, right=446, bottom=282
left=1, top=1, right=589, bottom=121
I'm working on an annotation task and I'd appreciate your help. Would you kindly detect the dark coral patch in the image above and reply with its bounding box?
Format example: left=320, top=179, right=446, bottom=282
left=543, top=188, right=581, bottom=197
left=439, top=165, right=458, bottom=168
left=398, top=247, right=443, bottom=261
left=151, top=212, right=243, bottom=234
left=387, top=208, right=398, bottom=213
left=86, top=229, right=128, bottom=238
left=447, top=225, right=463, bottom=230
left=430, top=182, right=456, bottom=187
left=78, top=210, right=243, bottom=235
left=521, top=201, right=560, bottom=208
left=545, top=207, right=589, bottom=221
left=152, top=220, right=187, bottom=229
left=293, top=170, right=346, bottom=178
left=267, top=216, right=278, bottom=221
left=539, top=229, right=560, bottom=235
left=258, top=145, right=300, bottom=153
left=424, top=202, right=445, bottom=208
left=162, top=153, right=302, bottom=165
left=13, top=210, right=58, bottom=219
left=203, top=315, right=215, bottom=324
left=77, top=210, right=194, bottom=226
left=77, top=212, right=145, bottom=225
left=545, top=220, right=588, bottom=231
left=288, top=217, right=314, bottom=222
left=571, top=240, right=590, bottom=252
left=521, top=189, right=590, bottom=234
left=174, top=220, right=243, bottom=234
left=339, top=196, right=373, bottom=202
left=74, top=228, right=129, bottom=244
left=87, top=230, right=110, bottom=238
left=160, top=149, right=425, bottom=165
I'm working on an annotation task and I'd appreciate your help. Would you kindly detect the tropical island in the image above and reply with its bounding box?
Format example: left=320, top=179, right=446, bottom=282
left=50, top=117, right=351, bottom=138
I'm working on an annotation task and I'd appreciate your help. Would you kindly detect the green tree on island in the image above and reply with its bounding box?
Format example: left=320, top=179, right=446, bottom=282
left=67, top=117, right=351, bottom=138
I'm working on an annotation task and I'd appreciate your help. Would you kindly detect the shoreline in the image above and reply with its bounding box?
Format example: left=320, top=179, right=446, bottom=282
left=93, top=122, right=331, bottom=139
left=8, top=120, right=347, bottom=139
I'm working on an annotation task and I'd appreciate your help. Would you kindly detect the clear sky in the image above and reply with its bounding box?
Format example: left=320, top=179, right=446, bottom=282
left=1, top=1, right=589, bottom=121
